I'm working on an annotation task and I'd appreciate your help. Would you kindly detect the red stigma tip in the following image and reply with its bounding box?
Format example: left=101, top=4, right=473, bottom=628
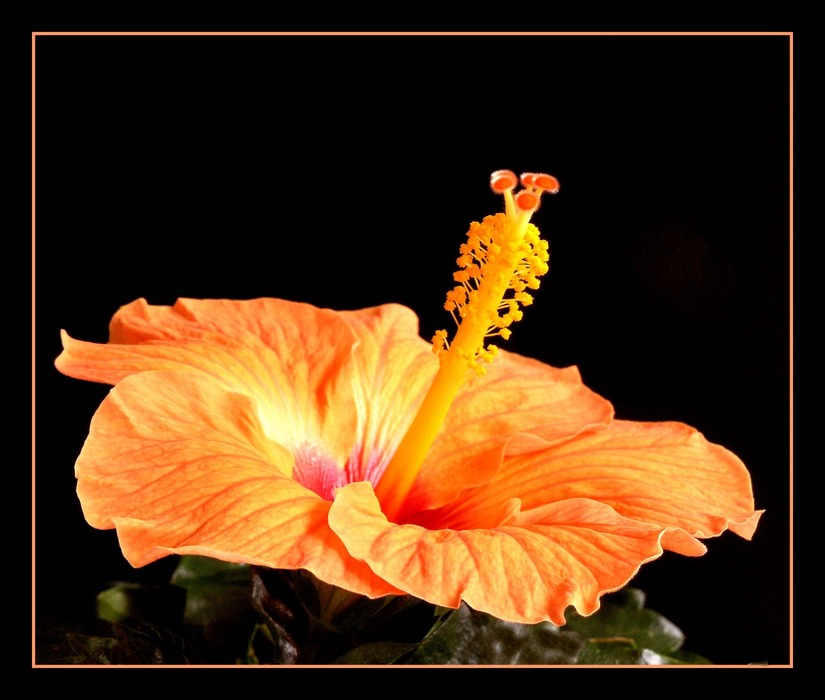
left=534, top=174, right=560, bottom=193
left=490, top=170, right=519, bottom=193
left=515, top=190, right=539, bottom=211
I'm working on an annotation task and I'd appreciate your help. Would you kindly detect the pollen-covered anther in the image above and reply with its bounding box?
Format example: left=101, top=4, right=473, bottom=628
left=431, top=329, right=449, bottom=355
left=468, top=349, right=494, bottom=376
left=480, top=345, right=498, bottom=362
left=531, top=258, right=550, bottom=275
left=444, top=286, right=468, bottom=316
left=534, top=174, right=560, bottom=193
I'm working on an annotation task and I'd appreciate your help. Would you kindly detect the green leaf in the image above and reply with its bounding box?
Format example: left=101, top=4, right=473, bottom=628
left=248, top=567, right=450, bottom=664
left=65, top=621, right=199, bottom=664
left=662, top=649, right=713, bottom=665
left=577, top=641, right=711, bottom=665
left=575, top=635, right=686, bottom=665
left=170, top=554, right=253, bottom=589
left=96, top=582, right=186, bottom=627
left=334, top=641, right=419, bottom=664
left=65, top=632, right=121, bottom=664
left=564, top=587, right=685, bottom=657
left=97, top=583, right=142, bottom=623
left=170, top=555, right=258, bottom=663
left=170, top=556, right=254, bottom=627
left=402, top=603, right=585, bottom=664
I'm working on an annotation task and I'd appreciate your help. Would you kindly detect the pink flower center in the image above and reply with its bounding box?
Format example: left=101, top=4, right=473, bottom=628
left=292, top=444, right=349, bottom=501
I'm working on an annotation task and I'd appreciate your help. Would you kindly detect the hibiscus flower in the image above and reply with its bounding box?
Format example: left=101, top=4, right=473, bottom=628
left=54, top=170, right=761, bottom=626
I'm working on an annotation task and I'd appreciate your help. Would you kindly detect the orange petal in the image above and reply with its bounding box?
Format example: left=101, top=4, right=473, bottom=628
left=108, top=297, right=355, bottom=350
left=56, top=297, right=360, bottom=468
left=441, top=419, right=762, bottom=551
left=403, top=351, right=614, bottom=516
left=338, top=304, right=438, bottom=485
left=329, top=482, right=669, bottom=625
left=76, top=369, right=401, bottom=599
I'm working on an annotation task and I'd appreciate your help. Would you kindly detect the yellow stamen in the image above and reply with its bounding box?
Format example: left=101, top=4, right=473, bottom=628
left=375, top=170, right=559, bottom=521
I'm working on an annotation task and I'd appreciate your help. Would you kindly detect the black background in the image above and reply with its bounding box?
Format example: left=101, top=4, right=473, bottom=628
left=34, top=33, right=791, bottom=666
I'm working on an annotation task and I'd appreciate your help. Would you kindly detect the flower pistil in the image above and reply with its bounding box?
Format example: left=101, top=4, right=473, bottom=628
left=375, top=170, right=559, bottom=521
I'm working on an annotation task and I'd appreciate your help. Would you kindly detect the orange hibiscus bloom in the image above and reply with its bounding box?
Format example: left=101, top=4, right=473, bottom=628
left=55, top=170, right=761, bottom=626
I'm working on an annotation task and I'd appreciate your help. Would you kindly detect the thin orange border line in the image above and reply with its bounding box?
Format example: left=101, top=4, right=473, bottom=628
left=31, top=31, right=793, bottom=37
left=31, top=30, right=794, bottom=670
left=31, top=29, right=38, bottom=670
left=787, top=32, right=794, bottom=670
